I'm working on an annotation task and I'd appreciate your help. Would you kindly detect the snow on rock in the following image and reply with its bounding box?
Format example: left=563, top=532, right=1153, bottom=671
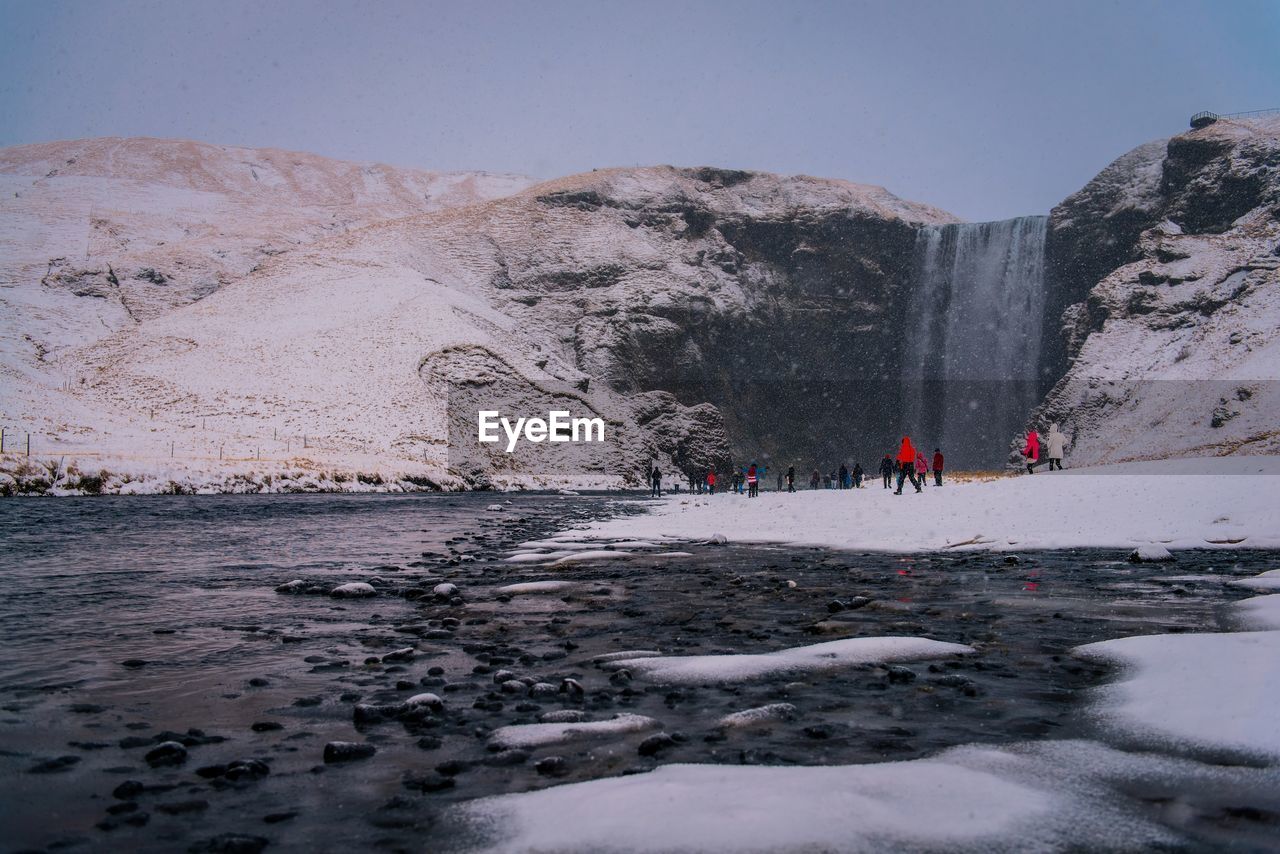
left=1035, top=117, right=1280, bottom=465
left=494, top=580, right=579, bottom=595
left=602, top=637, right=973, bottom=686
left=1226, top=569, right=1280, bottom=592
left=556, top=457, right=1280, bottom=554
left=1073, top=630, right=1280, bottom=760
left=1234, top=595, right=1280, bottom=630
left=1128, top=544, right=1175, bottom=562
left=717, top=703, right=798, bottom=728
left=330, top=582, right=377, bottom=598
left=432, top=583, right=459, bottom=597
left=486, top=504, right=504, bottom=511
left=403, top=693, right=444, bottom=711
left=488, top=713, right=660, bottom=749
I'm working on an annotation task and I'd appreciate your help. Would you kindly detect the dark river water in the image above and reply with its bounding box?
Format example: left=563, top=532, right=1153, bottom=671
left=0, top=493, right=1276, bottom=853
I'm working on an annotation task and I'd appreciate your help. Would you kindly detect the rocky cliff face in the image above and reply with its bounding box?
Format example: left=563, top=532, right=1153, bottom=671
left=1033, top=117, right=1280, bottom=464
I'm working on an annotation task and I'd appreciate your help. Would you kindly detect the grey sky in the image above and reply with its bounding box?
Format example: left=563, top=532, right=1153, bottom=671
left=2, top=0, right=1276, bottom=221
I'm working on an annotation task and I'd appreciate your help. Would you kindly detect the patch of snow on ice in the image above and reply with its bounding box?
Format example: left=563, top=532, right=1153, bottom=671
left=488, top=713, right=659, bottom=749
left=494, top=581, right=578, bottom=595
left=718, top=703, right=798, bottom=728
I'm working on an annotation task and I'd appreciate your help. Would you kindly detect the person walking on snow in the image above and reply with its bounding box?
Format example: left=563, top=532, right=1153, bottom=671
left=747, top=463, right=759, bottom=498
left=706, top=469, right=716, bottom=495
left=895, top=437, right=922, bottom=494
left=1044, top=424, right=1067, bottom=471
left=787, top=465, right=796, bottom=492
left=1023, top=429, right=1042, bottom=474
left=839, top=463, right=849, bottom=490
left=852, top=462, right=864, bottom=488
left=932, top=448, right=944, bottom=486
left=880, top=455, right=894, bottom=489
left=914, top=451, right=929, bottom=487
left=650, top=465, right=662, bottom=497
left=810, top=469, right=820, bottom=490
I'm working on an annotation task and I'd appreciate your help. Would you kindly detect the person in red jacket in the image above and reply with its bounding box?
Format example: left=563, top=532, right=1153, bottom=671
left=746, top=462, right=759, bottom=498
left=932, top=448, right=944, bottom=486
left=1023, top=429, right=1041, bottom=474
left=706, top=469, right=716, bottom=494
left=895, top=436, right=921, bottom=494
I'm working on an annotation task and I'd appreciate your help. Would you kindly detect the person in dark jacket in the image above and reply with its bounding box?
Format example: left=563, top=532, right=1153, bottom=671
left=880, top=455, right=894, bottom=489
left=810, top=469, right=820, bottom=489
left=838, top=464, right=849, bottom=490
left=650, top=465, right=662, bottom=497
left=895, top=437, right=922, bottom=494
left=852, top=462, right=864, bottom=488
left=932, top=448, right=944, bottom=486
left=786, top=465, right=796, bottom=492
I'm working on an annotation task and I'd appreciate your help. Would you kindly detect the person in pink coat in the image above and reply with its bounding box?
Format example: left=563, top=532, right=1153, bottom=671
left=1023, top=429, right=1042, bottom=474
left=914, top=451, right=929, bottom=486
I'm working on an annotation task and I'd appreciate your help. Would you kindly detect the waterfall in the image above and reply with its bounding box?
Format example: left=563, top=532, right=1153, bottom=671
left=902, top=216, right=1048, bottom=469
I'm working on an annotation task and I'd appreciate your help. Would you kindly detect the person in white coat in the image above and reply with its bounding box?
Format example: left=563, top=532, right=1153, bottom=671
left=1044, top=424, right=1067, bottom=470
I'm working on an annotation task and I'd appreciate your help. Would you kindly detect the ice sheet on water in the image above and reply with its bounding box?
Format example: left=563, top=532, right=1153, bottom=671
left=1234, top=595, right=1280, bottom=630
left=452, top=739, right=1261, bottom=853
left=1074, top=629, right=1280, bottom=760
left=1227, top=569, right=1280, bottom=591
left=603, top=637, right=974, bottom=685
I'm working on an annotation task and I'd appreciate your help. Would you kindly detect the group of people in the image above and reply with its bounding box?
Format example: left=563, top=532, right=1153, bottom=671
left=879, top=437, right=945, bottom=494
left=649, top=423, right=1065, bottom=498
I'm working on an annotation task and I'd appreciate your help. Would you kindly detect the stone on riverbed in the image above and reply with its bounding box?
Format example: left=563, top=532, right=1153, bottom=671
left=330, top=582, right=377, bottom=598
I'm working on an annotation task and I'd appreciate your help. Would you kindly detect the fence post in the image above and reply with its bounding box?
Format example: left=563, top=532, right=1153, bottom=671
left=26, top=433, right=31, bottom=458
left=170, top=441, right=174, bottom=458
left=219, top=446, right=223, bottom=460
left=1, top=426, right=5, bottom=453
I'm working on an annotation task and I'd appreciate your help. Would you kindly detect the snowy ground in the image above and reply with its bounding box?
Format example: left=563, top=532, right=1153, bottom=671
left=554, top=457, right=1280, bottom=554
left=436, top=461, right=1280, bottom=852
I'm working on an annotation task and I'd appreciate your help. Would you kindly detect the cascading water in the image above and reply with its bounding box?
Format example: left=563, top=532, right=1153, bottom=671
left=902, top=216, right=1048, bottom=469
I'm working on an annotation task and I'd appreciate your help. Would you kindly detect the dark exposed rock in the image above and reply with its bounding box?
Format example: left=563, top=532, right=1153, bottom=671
left=144, top=741, right=188, bottom=767
left=323, top=741, right=376, bottom=763
left=187, top=833, right=269, bottom=854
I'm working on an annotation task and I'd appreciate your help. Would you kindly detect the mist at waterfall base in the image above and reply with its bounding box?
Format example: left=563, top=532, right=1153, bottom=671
left=903, top=217, right=1049, bottom=470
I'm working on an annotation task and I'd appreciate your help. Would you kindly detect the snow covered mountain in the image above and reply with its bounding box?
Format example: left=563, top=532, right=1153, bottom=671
left=1, top=123, right=1275, bottom=494
left=1034, top=116, right=1280, bottom=465
left=2, top=155, right=956, bottom=491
